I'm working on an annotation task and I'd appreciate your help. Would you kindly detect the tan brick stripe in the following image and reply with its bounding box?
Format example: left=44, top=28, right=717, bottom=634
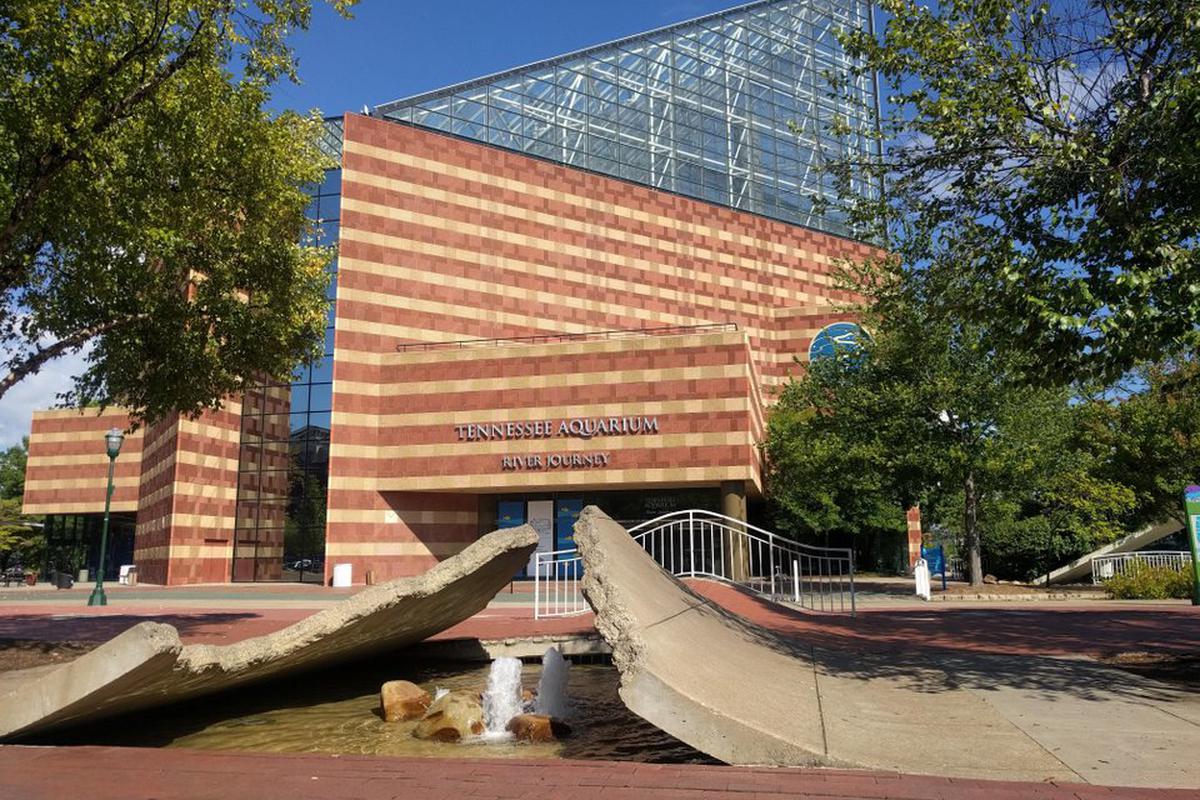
left=134, top=543, right=234, bottom=561
left=337, top=363, right=746, bottom=397
left=325, top=508, right=477, bottom=524
left=356, top=465, right=756, bottom=492
left=23, top=476, right=141, bottom=491
left=325, top=541, right=470, bottom=558
left=23, top=500, right=140, bottom=514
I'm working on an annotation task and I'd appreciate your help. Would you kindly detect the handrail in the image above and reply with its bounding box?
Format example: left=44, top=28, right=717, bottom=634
left=534, top=509, right=856, bottom=618
left=1091, top=550, right=1190, bottom=585
left=628, top=509, right=855, bottom=559
left=395, top=322, right=738, bottom=352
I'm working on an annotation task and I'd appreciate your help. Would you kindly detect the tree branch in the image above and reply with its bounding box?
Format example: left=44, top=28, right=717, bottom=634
left=0, top=12, right=212, bottom=294
left=0, top=313, right=149, bottom=402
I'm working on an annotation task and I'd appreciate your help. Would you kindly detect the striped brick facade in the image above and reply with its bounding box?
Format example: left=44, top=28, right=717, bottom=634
left=133, top=404, right=243, bottom=585
left=23, top=409, right=144, bottom=516
left=24, top=405, right=242, bottom=586
left=323, top=114, right=868, bottom=583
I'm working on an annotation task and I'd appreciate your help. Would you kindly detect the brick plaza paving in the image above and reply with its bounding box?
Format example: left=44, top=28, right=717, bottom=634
left=2, top=746, right=1197, bottom=800
left=1, top=582, right=1198, bottom=798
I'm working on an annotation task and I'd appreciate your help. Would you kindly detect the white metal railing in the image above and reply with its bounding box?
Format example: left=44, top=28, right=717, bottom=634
left=1091, top=551, right=1191, bottom=584
left=532, top=547, right=587, bottom=618
left=533, top=509, right=856, bottom=618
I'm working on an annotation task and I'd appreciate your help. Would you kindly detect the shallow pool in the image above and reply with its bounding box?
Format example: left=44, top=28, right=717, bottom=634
left=46, top=658, right=716, bottom=764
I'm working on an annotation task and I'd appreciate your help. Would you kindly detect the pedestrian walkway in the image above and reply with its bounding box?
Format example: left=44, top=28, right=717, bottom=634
left=1, top=746, right=1191, bottom=800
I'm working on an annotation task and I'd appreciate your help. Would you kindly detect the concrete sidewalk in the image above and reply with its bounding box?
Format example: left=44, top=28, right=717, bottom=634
left=2, top=746, right=1195, bottom=800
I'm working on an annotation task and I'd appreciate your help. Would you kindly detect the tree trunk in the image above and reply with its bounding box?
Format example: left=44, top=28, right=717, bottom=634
left=964, top=469, right=983, bottom=586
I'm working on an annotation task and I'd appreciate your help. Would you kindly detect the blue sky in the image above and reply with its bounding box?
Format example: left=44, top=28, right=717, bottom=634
left=271, top=0, right=748, bottom=116
left=0, top=0, right=752, bottom=446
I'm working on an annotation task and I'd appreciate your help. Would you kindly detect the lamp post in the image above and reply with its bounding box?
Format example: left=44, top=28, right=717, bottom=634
left=87, top=427, right=125, bottom=607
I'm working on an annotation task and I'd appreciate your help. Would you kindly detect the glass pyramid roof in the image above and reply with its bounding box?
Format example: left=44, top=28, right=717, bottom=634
left=374, top=0, right=878, bottom=238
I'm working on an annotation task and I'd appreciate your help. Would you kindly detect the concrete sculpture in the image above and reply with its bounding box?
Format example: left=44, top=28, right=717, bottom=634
left=0, top=525, right=538, bottom=740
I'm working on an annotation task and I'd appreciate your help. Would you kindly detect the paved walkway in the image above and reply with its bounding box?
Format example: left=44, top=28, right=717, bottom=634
left=2, top=746, right=1195, bottom=800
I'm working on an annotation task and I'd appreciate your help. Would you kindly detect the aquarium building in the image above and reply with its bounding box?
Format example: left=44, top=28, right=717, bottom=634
left=22, top=0, right=880, bottom=584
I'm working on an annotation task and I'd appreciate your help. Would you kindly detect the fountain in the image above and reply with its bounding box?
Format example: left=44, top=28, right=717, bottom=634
left=534, top=647, right=571, bottom=719
left=481, top=656, right=523, bottom=735
left=477, top=647, right=572, bottom=741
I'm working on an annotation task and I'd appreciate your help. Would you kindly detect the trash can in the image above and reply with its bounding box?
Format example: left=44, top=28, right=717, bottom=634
left=77, top=568, right=89, bottom=583
left=332, top=563, right=352, bottom=588
left=55, top=572, right=74, bottom=590
left=126, top=567, right=138, bottom=587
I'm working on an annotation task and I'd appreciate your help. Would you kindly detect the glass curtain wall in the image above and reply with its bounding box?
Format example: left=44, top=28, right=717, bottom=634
left=376, top=0, right=878, bottom=238
left=232, top=125, right=341, bottom=582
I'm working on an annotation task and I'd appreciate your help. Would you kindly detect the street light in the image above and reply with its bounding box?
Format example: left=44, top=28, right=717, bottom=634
left=87, top=427, right=125, bottom=607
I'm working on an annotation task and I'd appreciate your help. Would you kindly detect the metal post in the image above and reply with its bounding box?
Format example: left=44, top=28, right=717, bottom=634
left=689, top=516, right=696, bottom=578
left=793, top=559, right=800, bottom=604
left=848, top=551, right=857, bottom=617
left=87, top=455, right=117, bottom=607
left=769, top=543, right=775, bottom=597
left=534, top=555, right=541, bottom=620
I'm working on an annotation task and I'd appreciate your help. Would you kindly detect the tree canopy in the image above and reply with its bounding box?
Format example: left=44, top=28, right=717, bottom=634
left=765, top=263, right=1138, bottom=585
left=831, top=0, right=1199, bottom=385
left=0, top=0, right=354, bottom=423
left=0, top=436, right=26, bottom=500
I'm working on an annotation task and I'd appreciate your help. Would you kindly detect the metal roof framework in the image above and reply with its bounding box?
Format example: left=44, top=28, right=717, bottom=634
left=372, top=0, right=879, bottom=237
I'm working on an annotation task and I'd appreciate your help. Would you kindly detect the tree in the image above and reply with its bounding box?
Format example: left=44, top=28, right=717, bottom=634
left=763, top=342, right=927, bottom=570
left=830, top=0, right=1199, bottom=385
left=926, top=385, right=1133, bottom=581
left=1079, top=357, right=1200, bottom=527
left=0, top=496, right=41, bottom=572
left=766, top=262, right=1130, bottom=585
left=0, top=1, right=355, bottom=423
left=0, top=436, right=26, bottom=499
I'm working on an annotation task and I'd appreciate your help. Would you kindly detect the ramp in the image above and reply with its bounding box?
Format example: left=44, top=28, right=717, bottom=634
left=0, top=525, right=538, bottom=740
left=1047, top=519, right=1185, bottom=584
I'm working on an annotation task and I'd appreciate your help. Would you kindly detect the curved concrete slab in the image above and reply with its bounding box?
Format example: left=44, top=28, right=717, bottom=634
left=574, top=507, right=1200, bottom=786
left=0, top=525, right=538, bottom=740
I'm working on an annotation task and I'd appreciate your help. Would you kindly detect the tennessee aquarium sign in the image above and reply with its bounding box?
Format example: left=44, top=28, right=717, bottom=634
left=453, top=416, right=660, bottom=471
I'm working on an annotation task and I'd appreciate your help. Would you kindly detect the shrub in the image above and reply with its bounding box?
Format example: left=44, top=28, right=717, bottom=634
left=1103, top=563, right=1194, bottom=600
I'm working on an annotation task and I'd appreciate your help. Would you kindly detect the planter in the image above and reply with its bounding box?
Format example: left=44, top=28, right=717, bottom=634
left=24, top=573, right=36, bottom=586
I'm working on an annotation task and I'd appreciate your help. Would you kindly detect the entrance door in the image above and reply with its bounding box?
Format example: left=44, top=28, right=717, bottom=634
left=526, top=500, right=555, bottom=575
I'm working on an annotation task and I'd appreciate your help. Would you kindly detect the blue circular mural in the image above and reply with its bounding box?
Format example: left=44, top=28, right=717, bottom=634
left=808, top=322, right=870, bottom=361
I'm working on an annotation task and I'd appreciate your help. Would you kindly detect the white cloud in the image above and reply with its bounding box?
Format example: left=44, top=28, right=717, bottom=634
left=0, top=347, right=93, bottom=448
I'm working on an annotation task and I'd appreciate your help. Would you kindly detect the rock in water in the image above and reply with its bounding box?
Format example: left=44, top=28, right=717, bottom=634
left=413, top=690, right=485, bottom=741
left=506, top=713, right=572, bottom=743
left=380, top=680, right=432, bottom=722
